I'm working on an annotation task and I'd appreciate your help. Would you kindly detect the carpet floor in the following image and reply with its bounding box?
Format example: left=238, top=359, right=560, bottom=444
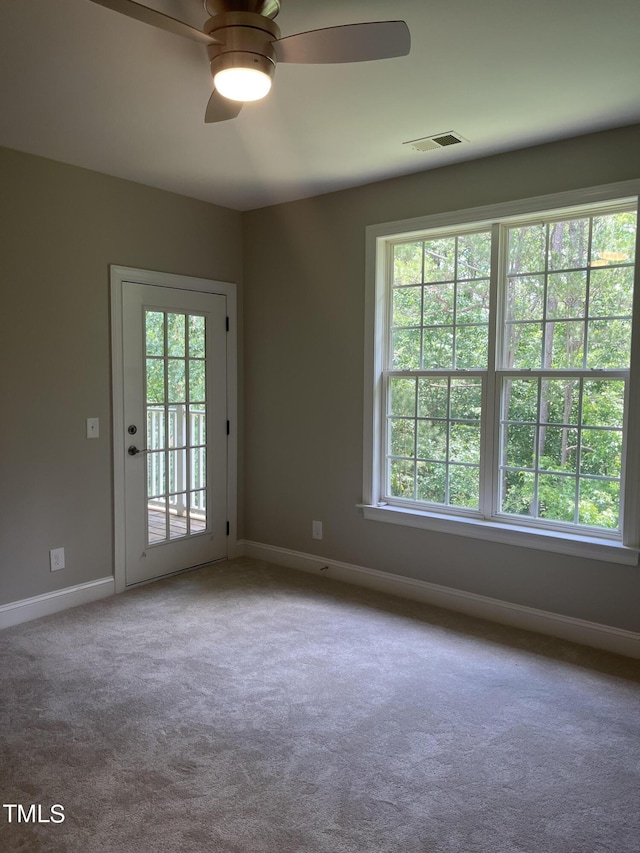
left=1, top=557, right=639, bottom=852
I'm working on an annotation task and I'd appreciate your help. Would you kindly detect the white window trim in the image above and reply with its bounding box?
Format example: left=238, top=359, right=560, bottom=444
left=362, top=181, right=640, bottom=566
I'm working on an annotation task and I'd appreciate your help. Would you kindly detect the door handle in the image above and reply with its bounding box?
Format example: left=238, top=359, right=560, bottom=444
left=127, top=445, right=148, bottom=456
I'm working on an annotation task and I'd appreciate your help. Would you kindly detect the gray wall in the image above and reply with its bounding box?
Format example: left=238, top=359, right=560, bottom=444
left=242, top=123, right=640, bottom=634
left=3, top=125, right=640, bottom=634
left=0, top=146, right=242, bottom=606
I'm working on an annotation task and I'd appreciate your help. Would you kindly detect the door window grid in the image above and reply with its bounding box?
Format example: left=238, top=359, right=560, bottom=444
left=144, top=311, right=207, bottom=544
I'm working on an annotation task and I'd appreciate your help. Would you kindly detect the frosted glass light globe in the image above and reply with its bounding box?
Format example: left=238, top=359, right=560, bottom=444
left=214, top=67, right=272, bottom=102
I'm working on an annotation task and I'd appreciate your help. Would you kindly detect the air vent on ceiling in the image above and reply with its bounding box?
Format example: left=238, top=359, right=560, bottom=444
left=404, top=131, right=469, bottom=152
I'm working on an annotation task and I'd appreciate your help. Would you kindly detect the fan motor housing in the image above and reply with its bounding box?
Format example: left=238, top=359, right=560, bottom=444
left=204, top=0, right=280, bottom=19
left=206, top=11, right=280, bottom=78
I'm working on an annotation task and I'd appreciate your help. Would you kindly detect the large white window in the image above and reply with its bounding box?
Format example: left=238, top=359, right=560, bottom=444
left=363, top=184, right=640, bottom=564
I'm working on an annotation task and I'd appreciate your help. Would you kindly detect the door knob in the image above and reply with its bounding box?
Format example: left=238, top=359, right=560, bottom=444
left=127, top=445, right=148, bottom=456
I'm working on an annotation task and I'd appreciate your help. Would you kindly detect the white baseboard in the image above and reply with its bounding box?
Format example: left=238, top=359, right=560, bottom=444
left=238, top=541, right=640, bottom=659
left=0, top=577, right=115, bottom=630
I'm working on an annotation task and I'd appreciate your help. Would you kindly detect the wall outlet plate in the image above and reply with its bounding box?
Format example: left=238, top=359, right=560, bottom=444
left=312, top=520, right=323, bottom=540
left=50, top=548, right=65, bottom=571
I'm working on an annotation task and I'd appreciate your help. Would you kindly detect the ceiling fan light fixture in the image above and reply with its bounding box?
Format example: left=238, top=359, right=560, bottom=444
left=212, top=52, right=275, bottom=102
left=215, top=66, right=272, bottom=101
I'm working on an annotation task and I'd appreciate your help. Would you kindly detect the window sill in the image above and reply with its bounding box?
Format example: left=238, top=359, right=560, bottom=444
left=357, top=503, right=639, bottom=566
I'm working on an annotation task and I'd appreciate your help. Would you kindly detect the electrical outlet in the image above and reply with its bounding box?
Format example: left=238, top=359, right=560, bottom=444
left=312, top=520, right=323, bottom=540
left=50, top=548, right=65, bottom=571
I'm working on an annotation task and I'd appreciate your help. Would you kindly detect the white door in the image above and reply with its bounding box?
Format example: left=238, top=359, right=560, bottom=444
left=122, top=282, right=228, bottom=586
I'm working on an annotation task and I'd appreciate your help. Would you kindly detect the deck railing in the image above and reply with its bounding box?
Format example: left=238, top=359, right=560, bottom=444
left=146, top=406, right=206, bottom=517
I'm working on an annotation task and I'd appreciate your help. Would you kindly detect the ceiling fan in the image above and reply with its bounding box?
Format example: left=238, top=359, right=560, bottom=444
left=87, top=1, right=411, bottom=122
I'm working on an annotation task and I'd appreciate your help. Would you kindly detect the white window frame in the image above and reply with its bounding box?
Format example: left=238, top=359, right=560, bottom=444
left=361, top=181, right=640, bottom=566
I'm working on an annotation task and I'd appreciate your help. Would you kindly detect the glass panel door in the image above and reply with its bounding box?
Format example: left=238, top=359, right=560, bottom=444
left=122, top=282, right=227, bottom=586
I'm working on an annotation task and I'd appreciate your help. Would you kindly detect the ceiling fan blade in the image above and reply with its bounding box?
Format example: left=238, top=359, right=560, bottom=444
left=87, top=0, right=216, bottom=45
left=205, top=89, right=243, bottom=123
left=273, top=20, right=410, bottom=64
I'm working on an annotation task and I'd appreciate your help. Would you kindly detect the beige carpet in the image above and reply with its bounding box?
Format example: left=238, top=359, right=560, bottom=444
left=1, top=557, right=639, bottom=852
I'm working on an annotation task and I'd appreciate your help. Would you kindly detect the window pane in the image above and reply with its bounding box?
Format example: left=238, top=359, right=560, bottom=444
left=389, top=460, right=415, bottom=499
left=390, top=418, right=415, bottom=458
left=504, top=379, right=538, bottom=423
left=587, top=319, right=632, bottom=368
left=189, top=360, right=206, bottom=403
left=394, top=242, right=423, bottom=285
left=393, top=286, right=422, bottom=327
left=418, top=378, right=448, bottom=419
left=189, top=405, right=206, bottom=446
left=456, top=280, right=490, bottom=324
left=190, top=488, right=207, bottom=513
left=505, top=322, right=543, bottom=369
left=457, top=232, right=492, bottom=279
left=389, top=377, right=416, bottom=418
left=508, top=224, right=546, bottom=275
left=548, top=321, right=585, bottom=369
left=168, top=359, right=186, bottom=404
left=168, top=406, right=184, bottom=449
left=147, top=407, right=166, bottom=451
left=547, top=272, right=586, bottom=319
left=591, top=211, right=636, bottom=266
left=540, top=379, right=579, bottom=425
left=167, top=313, right=186, bottom=357
left=450, top=378, right=482, bottom=421
left=581, top=380, right=624, bottom=428
left=548, top=218, right=589, bottom=270
left=423, top=283, right=454, bottom=325
left=168, top=449, right=186, bottom=494
left=538, top=474, right=576, bottom=523
left=145, top=311, right=164, bottom=356
left=449, top=465, right=480, bottom=510
left=578, top=479, right=620, bottom=529
left=417, top=419, right=447, bottom=461
left=449, top=423, right=480, bottom=464
left=506, top=276, right=544, bottom=322
left=501, top=470, right=535, bottom=516
left=417, top=462, right=446, bottom=503
left=504, top=424, right=535, bottom=468
left=455, top=325, right=488, bottom=369
left=392, top=329, right=421, bottom=369
left=188, top=315, right=205, bottom=357
left=423, top=237, right=455, bottom=282
left=147, top=496, right=167, bottom=543
left=579, top=429, right=622, bottom=477
left=589, top=267, right=634, bottom=318
left=146, top=451, right=165, bottom=499
left=146, top=359, right=165, bottom=404
left=189, top=493, right=207, bottom=534
left=422, top=328, right=453, bottom=369
left=170, top=495, right=188, bottom=539
left=539, top=426, right=579, bottom=473
left=190, top=447, right=206, bottom=490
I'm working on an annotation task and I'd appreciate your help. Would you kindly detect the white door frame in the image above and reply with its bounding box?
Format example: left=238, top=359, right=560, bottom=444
left=110, top=265, right=238, bottom=594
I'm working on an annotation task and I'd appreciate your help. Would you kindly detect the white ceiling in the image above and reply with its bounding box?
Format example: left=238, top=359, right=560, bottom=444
left=1, top=0, right=639, bottom=211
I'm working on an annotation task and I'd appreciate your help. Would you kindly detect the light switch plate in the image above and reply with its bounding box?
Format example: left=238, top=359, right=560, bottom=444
left=86, top=418, right=99, bottom=439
